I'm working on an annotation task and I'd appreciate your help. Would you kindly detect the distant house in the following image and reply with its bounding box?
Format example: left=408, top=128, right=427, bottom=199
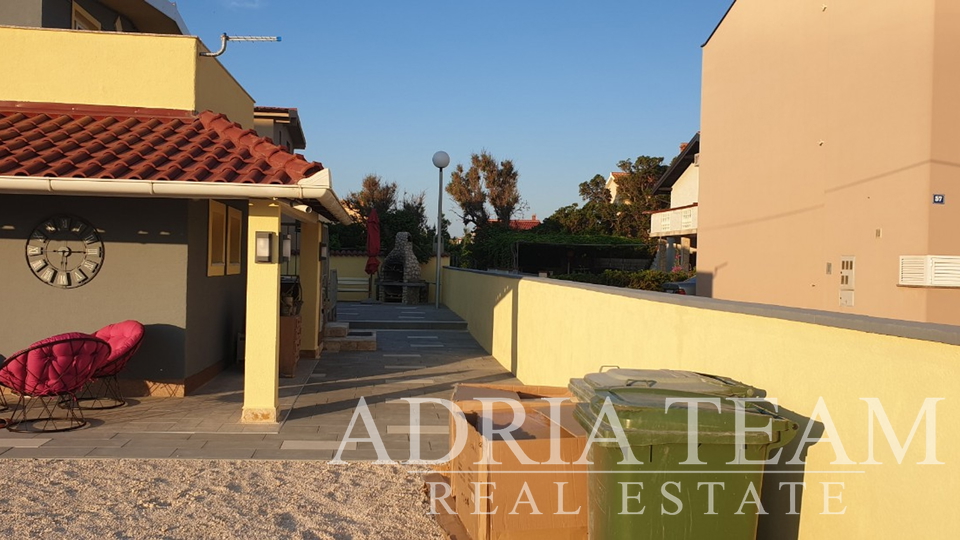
left=699, top=0, right=960, bottom=325
left=254, top=106, right=307, bottom=153
left=649, top=133, right=699, bottom=272
left=489, top=215, right=542, bottom=231
left=0, top=0, right=352, bottom=422
left=604, top=172, right=627, bottom=203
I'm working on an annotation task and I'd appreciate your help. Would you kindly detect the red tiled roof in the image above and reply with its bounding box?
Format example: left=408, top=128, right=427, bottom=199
left=490, top=219, right=541, bottom=231
left=0, top=102, right=323, bottom=184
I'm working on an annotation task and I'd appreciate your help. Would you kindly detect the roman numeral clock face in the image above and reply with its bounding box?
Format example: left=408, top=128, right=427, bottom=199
left=25, top=215, right=105, bottom=289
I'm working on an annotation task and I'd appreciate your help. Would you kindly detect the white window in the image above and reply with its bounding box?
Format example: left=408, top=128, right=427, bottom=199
left=660, top=214, right=672, bottom=232
left=207, top=201, right=227, bottom=277
left=227, top=207, right=243, bottom=275
left=72, top=2, right=101, bottom=30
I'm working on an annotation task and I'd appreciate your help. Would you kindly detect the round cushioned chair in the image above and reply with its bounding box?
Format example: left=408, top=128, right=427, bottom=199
left=0, top=332, right=111, bottom=432
left=76, top=320, right=145, bottom=410
left=0, top=354, right=7, bottom=423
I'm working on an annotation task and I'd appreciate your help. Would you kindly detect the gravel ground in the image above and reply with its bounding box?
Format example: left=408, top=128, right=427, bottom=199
left=0, top=460, right=447, bottom=540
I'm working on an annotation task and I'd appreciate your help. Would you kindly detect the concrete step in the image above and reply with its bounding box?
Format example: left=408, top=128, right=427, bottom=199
left=324, top=322, right=350, bottom=338
left=349, top=320, right=468, bottom=331
left=323, top=330, right=377, bottom=352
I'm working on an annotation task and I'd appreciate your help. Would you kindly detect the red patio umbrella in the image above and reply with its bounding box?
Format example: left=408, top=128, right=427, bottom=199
left=364, top=208, right=381, bottom=276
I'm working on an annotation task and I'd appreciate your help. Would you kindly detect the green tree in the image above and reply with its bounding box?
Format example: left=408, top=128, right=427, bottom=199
left=539, top=156, right=668, bottom=243
left=328, top=175, right=447, bottom=262
left=447, top=151, right=522, bottom=229
left=578, top=174, right=611, bottom=205
left=343, top=174, right=397, bottom=219
left=610, top=156, right=668, bottom=240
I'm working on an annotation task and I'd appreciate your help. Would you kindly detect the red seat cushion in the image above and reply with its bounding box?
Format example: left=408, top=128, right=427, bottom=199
left=0, top=332, right=110, bottom=396
left=92, top=320, right=145, bottom=377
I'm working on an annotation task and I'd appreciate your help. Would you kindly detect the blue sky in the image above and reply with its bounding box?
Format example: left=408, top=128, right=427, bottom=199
left=177, top=1, right=732, bottom=233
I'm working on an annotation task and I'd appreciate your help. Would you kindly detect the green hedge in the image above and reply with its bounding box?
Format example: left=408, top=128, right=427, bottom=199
left=462, top=227, right=650, bottom=270
left=552, top=269, right=693, bottom=291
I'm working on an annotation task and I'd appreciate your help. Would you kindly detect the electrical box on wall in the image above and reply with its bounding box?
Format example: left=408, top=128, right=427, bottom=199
left=839, top=256, right=855, bottom=306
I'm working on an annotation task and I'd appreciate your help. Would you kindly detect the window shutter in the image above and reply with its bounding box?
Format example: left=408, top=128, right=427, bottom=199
left=930, top=256, right=960, bottom=287
left=899, top=256, right=927, bottom=286
left=899, top=256, right=960, bottom=287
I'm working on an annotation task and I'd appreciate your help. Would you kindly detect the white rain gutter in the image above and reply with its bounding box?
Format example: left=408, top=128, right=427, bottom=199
left=0, top=168, right=353, bottom=225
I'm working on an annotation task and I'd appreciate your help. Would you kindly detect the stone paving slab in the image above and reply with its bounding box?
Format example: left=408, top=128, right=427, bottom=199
left=0, top=304, right=521, bottom=460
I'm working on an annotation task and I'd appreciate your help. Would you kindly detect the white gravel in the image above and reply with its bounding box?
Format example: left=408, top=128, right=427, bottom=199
left=0, top=460, right=447, bottom=539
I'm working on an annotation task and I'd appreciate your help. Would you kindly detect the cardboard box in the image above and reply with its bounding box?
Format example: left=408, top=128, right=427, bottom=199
left=451, top=383, right=573, bottom=414
left=447, top=384, right=577, bottom=506
left=451, top=403, right=588, bottom=540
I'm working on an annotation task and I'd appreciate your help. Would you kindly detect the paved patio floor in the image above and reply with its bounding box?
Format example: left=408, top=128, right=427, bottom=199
left=0, top=303, right=519, bottom=460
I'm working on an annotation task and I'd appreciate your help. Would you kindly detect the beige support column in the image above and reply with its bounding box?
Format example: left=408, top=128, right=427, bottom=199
left=242, top=199, right=281, bottom=423
left=680, top=236, right=692, bottom=271
left=299, top=219, right=322, bottom=358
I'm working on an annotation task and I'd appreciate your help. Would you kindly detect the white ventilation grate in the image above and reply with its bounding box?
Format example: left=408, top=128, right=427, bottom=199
left=899, top=256, right=927, bottom=286
left=899, top=255, right=960, bottom=287
left=931, top=257, right=960, bottom=287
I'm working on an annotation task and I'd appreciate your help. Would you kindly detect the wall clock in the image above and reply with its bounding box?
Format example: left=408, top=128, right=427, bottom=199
left=25, top=215, right=105, bottom=289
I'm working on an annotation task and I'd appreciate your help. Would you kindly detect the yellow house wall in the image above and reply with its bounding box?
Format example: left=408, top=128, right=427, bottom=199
left=0, top=26, right=255, bottom=129
left=698, top=0, right=958, bottom=323
left=196, top=55, right=255, bottom=128
left=670, top=165, right=699, bottom=208
left=443, top=268, right=960, bottom=539
left=0, top=26, right=195, bottom=111
left=926, top=0, right=960, bottom=322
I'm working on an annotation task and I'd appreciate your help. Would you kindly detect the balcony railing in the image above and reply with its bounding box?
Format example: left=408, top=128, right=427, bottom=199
left=649, top=204, right=698, bottom=237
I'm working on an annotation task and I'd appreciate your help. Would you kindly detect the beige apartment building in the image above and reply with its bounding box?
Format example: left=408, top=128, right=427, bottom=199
left=699, top=0, right=960, bottom=325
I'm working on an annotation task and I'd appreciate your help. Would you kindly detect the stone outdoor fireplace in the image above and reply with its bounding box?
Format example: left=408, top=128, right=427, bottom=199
left=378, top=232, right=426, bottom=304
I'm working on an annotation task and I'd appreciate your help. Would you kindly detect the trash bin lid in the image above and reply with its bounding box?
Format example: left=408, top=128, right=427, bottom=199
left=573, top=388, right=797, bottom=447
left=569, top=369, right=759, bottom=404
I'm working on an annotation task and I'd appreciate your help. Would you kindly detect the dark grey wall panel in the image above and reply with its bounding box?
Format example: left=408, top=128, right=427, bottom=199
left=0, top=195, right=189, bottom=380
left=40, top=0, right=129, bottom=31
left=184, top=199, right=247, bottom=380
left=39, top=0, right=71, bottom=29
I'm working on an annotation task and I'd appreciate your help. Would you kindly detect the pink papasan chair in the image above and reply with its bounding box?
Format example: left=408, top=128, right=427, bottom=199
left=0, top=332, right=111, bottom=432
left=76, top=320, right=145, bottom=410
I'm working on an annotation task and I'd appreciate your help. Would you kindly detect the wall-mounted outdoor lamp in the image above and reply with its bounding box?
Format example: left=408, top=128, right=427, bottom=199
left=255, top=231, right=275, bottom=263
left=321, top=244, right=329, bottom=260
left=281, top=234, right=292, bottom=262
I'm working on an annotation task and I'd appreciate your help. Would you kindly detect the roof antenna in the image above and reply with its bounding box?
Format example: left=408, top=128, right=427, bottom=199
left=200, top=33, right=281, bottom=57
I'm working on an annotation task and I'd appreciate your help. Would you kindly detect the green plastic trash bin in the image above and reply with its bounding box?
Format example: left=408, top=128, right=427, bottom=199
left=569, top=369, right=759, bottom=403
left=571, top=386, right=798, bottom=540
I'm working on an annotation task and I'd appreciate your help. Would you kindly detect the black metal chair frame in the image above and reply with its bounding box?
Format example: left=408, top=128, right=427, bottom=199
left=75, top=325, right=143, bottom=410
left=76, top=374, right=126, bottom=410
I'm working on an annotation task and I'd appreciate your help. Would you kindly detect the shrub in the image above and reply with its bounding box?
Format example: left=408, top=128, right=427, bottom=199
left=552, top=269, right=694, bottom=292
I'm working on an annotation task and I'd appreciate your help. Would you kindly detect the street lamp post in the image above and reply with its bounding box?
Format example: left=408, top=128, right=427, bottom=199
left=432, top=151, right=450, bottom=309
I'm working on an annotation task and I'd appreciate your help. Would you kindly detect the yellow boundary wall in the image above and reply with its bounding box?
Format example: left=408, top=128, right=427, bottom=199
left=331, top=255, right=449, bottom=304
left=442, top=267, right=960, bottom=539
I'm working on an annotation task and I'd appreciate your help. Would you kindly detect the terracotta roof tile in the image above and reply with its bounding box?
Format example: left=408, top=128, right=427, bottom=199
left=0, top=102, right=323, bottom=185
left=489, top=219, right=542, bottom=231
